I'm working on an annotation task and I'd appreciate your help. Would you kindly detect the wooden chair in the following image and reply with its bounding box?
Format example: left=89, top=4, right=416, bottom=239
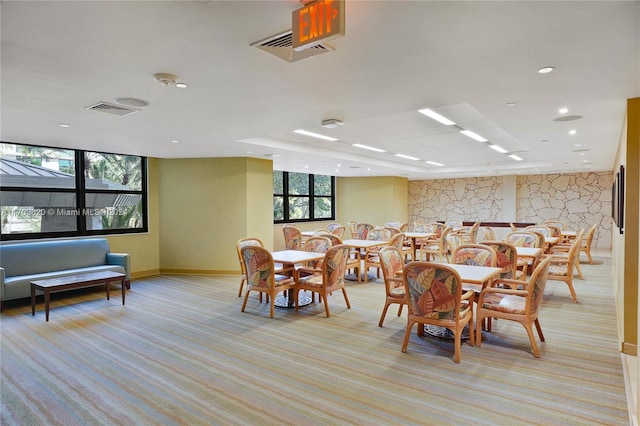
left=481, top=227, right=496, bottom=241
left=547, top=229, right=585, bottom=279
left=524, top=225, right=552, bottom=238
left=451, top=243, right=497, bottom=293
left=378, top=246, right=407, bottom=327
left=283, top=225, right=302, bottom=250
left=546, top=232, right=582, bottom=303
left=363, top=228, right=393, bottom=282
left=294, top=244, right=352, bottom=317
left=347, top=221, right=358, bottom=239
left=581, top=224, right=597, bottom=264
left=419, top=226, right=452, bottom=263
left=326, top=222, right=342, bottom=233
left=505, top=231, right=541, bottom=275
left=330, top=225, right=346, bottom=239
left=402, top=262, right=475, bottom=363
left=476, top=256, right=552, bottom=358
left=454, top=221, right=481, bottom=243
left=445, top=219, right=464, bottom=230
left=240, top=245, right=296, bottom=318
left=356, top=222, right=375, bottom=240
left=236, top=237, right=290, bottom=298
left=543, top=220, right=566, bottom=231
left=479, top=240, right=525, bottom=282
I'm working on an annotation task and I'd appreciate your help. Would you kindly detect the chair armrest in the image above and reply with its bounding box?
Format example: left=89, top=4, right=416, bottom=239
left=295, top=266, right=321, bottom=281
left=107, top=253, right=130, bottom=281
left=492, top=277, right=528, bottom=289
left=461, top=289, right=475, bottom=301
left=481, top=287, right=527, bottom=297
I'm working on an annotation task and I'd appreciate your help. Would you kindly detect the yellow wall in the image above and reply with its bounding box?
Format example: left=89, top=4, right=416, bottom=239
left=157, top=157, right=273, bottom=274
left=106, top=157, right=160, bottom=278
left=336, top=176, right=408, bottom=227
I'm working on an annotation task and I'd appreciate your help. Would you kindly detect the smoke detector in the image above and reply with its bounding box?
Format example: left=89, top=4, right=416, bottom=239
left=321, top=119, right=343, bottom=128
left=154, top=73, right=178, bottom=87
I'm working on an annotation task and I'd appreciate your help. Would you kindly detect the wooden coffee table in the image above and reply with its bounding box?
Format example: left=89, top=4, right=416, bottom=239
left=31, top=271, right=126, bottom=321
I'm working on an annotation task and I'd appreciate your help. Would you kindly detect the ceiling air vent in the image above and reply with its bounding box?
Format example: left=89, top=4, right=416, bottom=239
left=86, top=102, right=139, bottom=116
left=250, top=30, right=334, bottom=63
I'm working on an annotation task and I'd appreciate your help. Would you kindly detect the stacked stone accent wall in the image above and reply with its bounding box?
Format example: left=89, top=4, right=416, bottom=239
left=516, top=172, right=612, bottom=248
left=408, top=171, right=612, bottom=248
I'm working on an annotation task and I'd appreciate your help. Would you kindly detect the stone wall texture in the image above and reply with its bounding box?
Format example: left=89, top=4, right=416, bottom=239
left=408, top=171, right=612, bottom=248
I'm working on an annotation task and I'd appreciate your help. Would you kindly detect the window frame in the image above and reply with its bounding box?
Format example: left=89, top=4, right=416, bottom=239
left=1, top=142, right=148, bottom=241
left=273, top=171, right=335, bottom=224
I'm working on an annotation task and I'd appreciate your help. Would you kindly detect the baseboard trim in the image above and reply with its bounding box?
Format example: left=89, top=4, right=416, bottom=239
left=623, top=342, right=637, bottom=356
left=159, top=269, right=239, bottom=275
left=131, top=269, right=160, bottom=278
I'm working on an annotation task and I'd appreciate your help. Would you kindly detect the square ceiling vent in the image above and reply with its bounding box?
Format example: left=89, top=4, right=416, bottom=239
left=86, top=102, right=139, bottom=116
left=251, top=30, right=334, bottom=63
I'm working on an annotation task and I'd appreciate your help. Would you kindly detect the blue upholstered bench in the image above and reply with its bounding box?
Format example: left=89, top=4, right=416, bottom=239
left=0, top=238, right=130, bottom=311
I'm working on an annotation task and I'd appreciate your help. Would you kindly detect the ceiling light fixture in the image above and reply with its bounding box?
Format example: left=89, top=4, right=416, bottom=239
left=488, top=144, right=508, bottom=153
left=460, top=130, right=488, bottom=142
left=509, top=154, right=523, bottom=161
left=395, top=153, right=420, bottom=161
left=154, top=72, right=179, bottom=86
left=352, top=143, right=386, bottom=153
left=321, top=119, right=343, bottom=128
left=293, top=129, right=338, bottom=141
left=59, top=123, right=70, bottom=128
left=558, top=107, right=569, bottom=114
left=417, top=108, right=456, bottom=125
left=175, top=82, right=188, bottom=89
left=538, top=66, right=555, bottom=74
left=569, top=129, right=577, bottom=135
left=426, top=161, right=444, bottom=166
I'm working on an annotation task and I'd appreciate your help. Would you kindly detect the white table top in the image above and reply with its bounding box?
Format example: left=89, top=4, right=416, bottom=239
left=545, top=236, right=560, bottom=244
left=342, top=239, right=389, bottom=248
left=271, top=250, right=325, bottom=265
left=405, top=232, right=435, bottom=239
left=516, top=247, right=543, bottom=259
left=561, top=230, right=577, bottom=237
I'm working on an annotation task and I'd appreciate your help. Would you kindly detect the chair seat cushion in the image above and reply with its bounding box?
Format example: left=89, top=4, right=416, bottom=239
left=389, top=287, right=405, bottom=297
left=299, top=274, right=323, bottom=287
left=482, top=293, right=525, bottom=314
left=548, top=266, right=568, bottom=276
left=274, top=274, right=294, bottom=286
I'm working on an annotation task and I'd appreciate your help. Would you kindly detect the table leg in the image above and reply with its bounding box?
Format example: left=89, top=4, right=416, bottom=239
left=106, top=280, right=111, bottom=300
left=44, top=290, right=50, bottom=322
left=121, top=279, right=126, bottom=305
left=31, top=285, right=36, bottom=316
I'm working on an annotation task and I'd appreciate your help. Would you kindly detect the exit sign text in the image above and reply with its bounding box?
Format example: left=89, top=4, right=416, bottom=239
left=292, top=0, right=345, bottom=51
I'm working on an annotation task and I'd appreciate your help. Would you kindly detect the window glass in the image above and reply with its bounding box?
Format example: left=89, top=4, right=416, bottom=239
left=273, top=171, right=334, bottom=223
left=0, top=142, right=147, bottom=240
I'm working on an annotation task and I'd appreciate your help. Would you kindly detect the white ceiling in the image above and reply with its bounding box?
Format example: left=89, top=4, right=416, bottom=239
left=2, top=1, right=639, bottom=180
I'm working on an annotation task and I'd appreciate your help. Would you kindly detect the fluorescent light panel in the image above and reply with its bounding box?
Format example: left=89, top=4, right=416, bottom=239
left=489, top=144, right=508, bottom=153
left=426, top=161, right=444, bottom=166
left=395, top=153, right=420, bottom=161
left=509, top=154, right=523, bottom=161
left=352, top=143, right=386, bottom=153
left=417, top=108, right=456, bottom=126
left=460, top=130, right=488, bottom=142
left=293, top=129, right=338, bottom=141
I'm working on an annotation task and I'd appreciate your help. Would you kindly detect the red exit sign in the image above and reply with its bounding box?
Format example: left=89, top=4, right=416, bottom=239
left=292, top=0, right=345, bottom=51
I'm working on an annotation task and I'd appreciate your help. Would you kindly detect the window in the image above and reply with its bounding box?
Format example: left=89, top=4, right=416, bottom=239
left=1, top=142, right=148, bottom=240
left=273, top=171, right=334, bottom=223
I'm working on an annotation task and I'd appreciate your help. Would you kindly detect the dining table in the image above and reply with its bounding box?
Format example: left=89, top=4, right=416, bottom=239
left=342, top=239, right=389, bottom=281
left=515, top=246, right=543, bottom=275
left=270, top=249, right=326, bottom=308
left=404, top=231, right=435, bottom=260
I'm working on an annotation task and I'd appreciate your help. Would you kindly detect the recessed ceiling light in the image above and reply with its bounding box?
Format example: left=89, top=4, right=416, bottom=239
left=574, top=144, right=582, bottom=147
left=337, top=164, right=341, bottom=167
left=417, top=108, right=456, bottom=126
left=506, top=102, right=516, bottom=107
left=538, top=66, right=555, bottom=74
left=558, top=107, right=569, bottom=114
left=460, top=130, right=488, bottom=142
left=489, top=144, right=508, bottom=153
left=395, top=154, right=420, bottom=160
left=509, top=154, right=523, bottom=161
left=175, top=82, right=188, bottom=89
left=114, top=97, right=150, bottom=107
left=425, top=161, right=444, bottom=166
left=352, top=143, right=386, bottom=153
left=569, top=129, right=577, bottom=135
left=59, top=123, right=70, bottom=128
left=171, top=140, right=179, bottom=143
left=293, top=129, right=338, bottom=141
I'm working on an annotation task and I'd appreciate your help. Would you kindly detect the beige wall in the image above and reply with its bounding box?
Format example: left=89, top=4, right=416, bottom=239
left=157, top=157, right=273, bottom=274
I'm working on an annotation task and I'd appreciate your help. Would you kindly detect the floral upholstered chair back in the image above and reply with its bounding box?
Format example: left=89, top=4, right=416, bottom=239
left=414, top=223, right=434, bottom=233
left=544, top=224, right=562, bottom=238
left=385, top=220, right=402, bottom=229
left=379, top=246, right=406, bottom=296
left=303, top=236, right=331, bottom=268
left=316, top=232, right=343, bottom=247
left=445, top=219, right=464, bottom=230
left=241, top=245, right=278, bottom=290
left=347, top=221, right=358, bottom=238
left=283, top=225, right=302, bottom=250
left=430, top=223, right=446, bottom=237
left=387, top=232, right=406, bottom=251
left=530, top=257, right=552, bottom=314
left=326, top=222, right=341, bottom=232
left=366, top=227, right=390, bottom=242
left=236, top=237, right=264, bottom=275
left=446, top=234, right=464, bottom=255
left=524, top=225, right=552, bottom=237
left=323, top=244, right=350, bottom=290
left=543, top=220, right=565, bottom=231
left=452, top=244, right=497, bottom=267
left=356, top=222, right=375, bottom=240
left=330, top=226, right=346, bottom=239
left=480, top=241, right=518, bottom=279
left=505, top=231, right=540, bottom=248
left=403, top=262, right=462, bottom=321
